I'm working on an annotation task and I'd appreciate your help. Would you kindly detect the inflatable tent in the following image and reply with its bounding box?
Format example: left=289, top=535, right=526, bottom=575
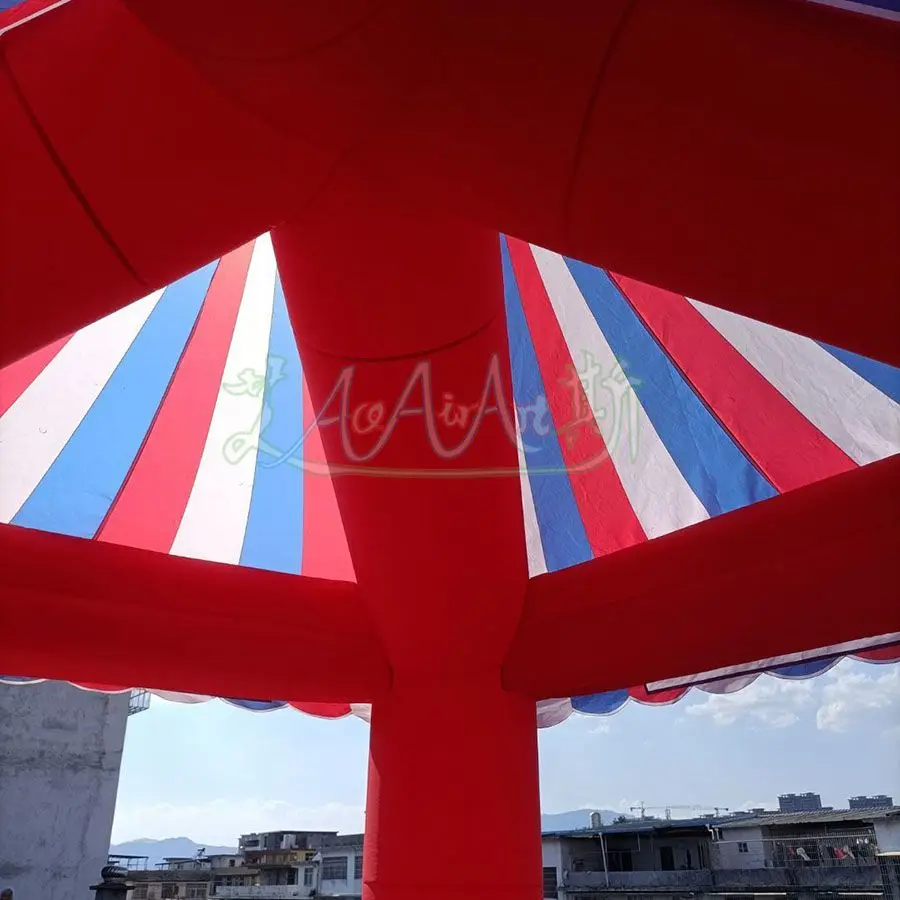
left=1, top=1, right=898, bottom=897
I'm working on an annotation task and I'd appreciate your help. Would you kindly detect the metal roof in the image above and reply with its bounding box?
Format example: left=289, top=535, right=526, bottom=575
left=542, top=806, right=900, bottom=839
left=716, top=807, right=900, bottom=829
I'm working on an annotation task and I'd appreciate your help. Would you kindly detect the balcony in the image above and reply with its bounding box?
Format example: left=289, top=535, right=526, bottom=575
left=565, top=866, right=882, bottom=893
left=211, top=887, right=311, bottom=899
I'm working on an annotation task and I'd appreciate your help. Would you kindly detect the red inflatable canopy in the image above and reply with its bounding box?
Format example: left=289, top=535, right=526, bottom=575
left=1, top=2, right=898, bottom=898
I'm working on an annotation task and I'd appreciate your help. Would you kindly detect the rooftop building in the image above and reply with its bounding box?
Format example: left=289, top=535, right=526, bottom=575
left=852, top=795, right=896, bottom=810
left=778, top=791, right=824, bottom=813
left=542, top=805, right=900, bottom=899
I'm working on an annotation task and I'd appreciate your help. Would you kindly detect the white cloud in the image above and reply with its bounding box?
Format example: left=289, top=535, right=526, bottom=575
left=816, top=663, right=900, bottom=733
left=737, top=799, right=777, bottom=812
left=112, top=798, right=364, bottom=846
left=685, top=676, right=815, bottom=728
left=682, top=662, right=900, bottom=734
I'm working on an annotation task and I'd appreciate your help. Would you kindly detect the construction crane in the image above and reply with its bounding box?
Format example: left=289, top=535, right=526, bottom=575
left=629, top=803, right=730, bottom=820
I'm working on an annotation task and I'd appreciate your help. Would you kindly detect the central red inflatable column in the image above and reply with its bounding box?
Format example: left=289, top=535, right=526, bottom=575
left=273, top=183, right=541, bottom=899
left=365, top=677, right=540, bottom=899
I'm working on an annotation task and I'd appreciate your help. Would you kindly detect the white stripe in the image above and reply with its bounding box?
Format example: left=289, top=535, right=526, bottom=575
left=804, top=0, right=900, bottom=22
left=515, top=407, right=548, bottom=577
left=695, top=675, right=759, bottom=695
left=530, top=246, right=709, bottom=539
left=150, top=691, right=214, bottom=704
left=350, top=703, right=372, bottom=723
left=171, top=236, right=277, bottom=564
left=536, top=698, right=574, bottom=728
left=0, top=292, right=161, bottom=523
left=690, top=300, right=900, bottom=465
left=0, top=0, right=75, bottom=38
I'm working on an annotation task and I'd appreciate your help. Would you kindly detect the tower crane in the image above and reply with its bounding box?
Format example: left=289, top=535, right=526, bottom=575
left=629, top=803, right=730, bottom=820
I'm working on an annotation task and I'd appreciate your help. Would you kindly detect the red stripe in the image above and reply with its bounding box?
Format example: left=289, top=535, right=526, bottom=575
left=508, top=239, right=645, bottom=556
left=300, top=378, right=355, bottom=581
left=629, top=685, right=687, bottom=705
left=71, top=681, right=128, bottom=693
left=853, top=643, right=900, bottom=663
left=610, top=274, right=856, bottom=493
left=97, top=243, right=254, bottom=550
left=288, top=701, right=353, bottom=718
left=0, top=335, right=69, bottom=417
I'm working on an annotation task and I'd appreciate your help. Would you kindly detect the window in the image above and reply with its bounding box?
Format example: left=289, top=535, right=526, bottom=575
left=322, top=856, right=348, bottom=880
left=304, top=868, right=314, bottom=887
left=542, top=866, right=558, bottom=898
left=186, top=887, right=208, bottom=899
left=738, top=842, right=749, bottom=853
left=607, top=849, right=634, bottom=872
left=354, top=855, right=363, bottom=880
left=133, top=887, right=149, bottom=900
left=660, top=846, right=675, bottom=871
left=228, top=859, right=235, bottom=867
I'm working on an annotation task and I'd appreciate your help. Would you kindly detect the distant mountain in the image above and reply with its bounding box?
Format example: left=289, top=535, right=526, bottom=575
left=541, top=809, right=624, bottom=831
left=111, top=813, right=621, bottom=865
left=110, top=837, right=237, bottom=868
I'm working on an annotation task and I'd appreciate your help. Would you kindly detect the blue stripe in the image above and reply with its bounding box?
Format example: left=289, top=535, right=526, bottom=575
left=829, top=0, right=900, bottom=11
left=239, top=276, right=304, bottom=575
left=770, top=657, right=838, bottom=678
left=13, top=264, right=216, bottom=538
left=222, top=698, right=288, bottom=712
left=501, top=237, right=592, bottom=573
left=572, top=690, right=630, bottom=715
left=818, top=342, right=900, bottom=404
left=564, top=260, right=777, bottom=516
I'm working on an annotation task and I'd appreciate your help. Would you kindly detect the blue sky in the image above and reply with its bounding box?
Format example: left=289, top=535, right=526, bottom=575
left=112, top=659, right=900, bottom=845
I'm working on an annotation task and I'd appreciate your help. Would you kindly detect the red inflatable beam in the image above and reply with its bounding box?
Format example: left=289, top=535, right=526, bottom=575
left=0, top=524, right=390, bottom=701
left=504, top=454, right=900, bottom=699
left=1, top=0, right=898, bottom=368
left=272, top=188, right=538, bottom=898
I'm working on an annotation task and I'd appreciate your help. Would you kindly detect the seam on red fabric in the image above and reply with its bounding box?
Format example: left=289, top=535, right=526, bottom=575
left=0, top=53, right=146, bottom=288
left=292, top=310, right=502, bottom=364
left=561, top=0, right=637, bottom=245
left=121, top=0, right=394, bottom=64
left=117, top=0, right=369, bottom=154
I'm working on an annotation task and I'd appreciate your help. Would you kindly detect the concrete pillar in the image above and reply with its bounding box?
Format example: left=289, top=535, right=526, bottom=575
left=0, top=682, right=129, bottom=900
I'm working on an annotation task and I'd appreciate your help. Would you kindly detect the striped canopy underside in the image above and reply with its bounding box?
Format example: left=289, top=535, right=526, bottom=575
left=1, top=234, right=898, bottom=725
left=3, top=0, right=899, bottom=20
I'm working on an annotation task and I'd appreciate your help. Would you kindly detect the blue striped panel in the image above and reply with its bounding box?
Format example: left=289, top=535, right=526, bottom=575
left=811, top=0, right=900, bottom=12
left=572, top=690, right=630, bottom=715
left=770, top=657, right=839, bottom=678
left=501, top=237, right=592, bottom=573
left=222, top=698, right=288, bottom=711
left=239, top=276, right=305, bottom=574
left=564, top=260, right=777, bottom=515
left=818, top=342, right=900, bottom=404
left=12, top=263, right=216, bottom=538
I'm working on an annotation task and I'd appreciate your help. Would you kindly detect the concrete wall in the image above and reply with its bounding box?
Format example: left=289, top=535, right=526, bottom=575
left=319, top=848, right=363, bottom=897
left=0, top=682, right=129, bottom=900
left=876, top=819, right=900, bottom=853
left=711, top=825, right=767, bottom=870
